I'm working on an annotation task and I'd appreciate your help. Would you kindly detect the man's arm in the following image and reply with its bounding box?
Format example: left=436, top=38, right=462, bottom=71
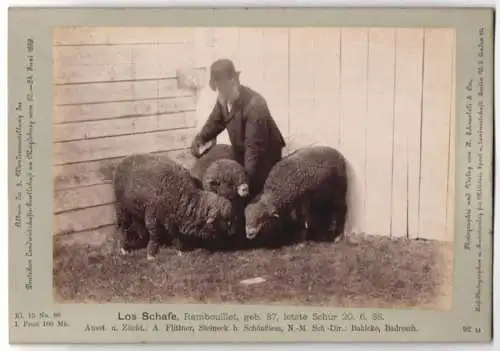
left=243, top=101, right=269, bottom=182
left=198, top=102, right=226, bottom=142
left=191, top=102, right=226, bottom=157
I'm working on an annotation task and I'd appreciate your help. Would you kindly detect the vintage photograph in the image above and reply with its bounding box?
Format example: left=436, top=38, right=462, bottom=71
left=52, top=26, right=455, bottom=309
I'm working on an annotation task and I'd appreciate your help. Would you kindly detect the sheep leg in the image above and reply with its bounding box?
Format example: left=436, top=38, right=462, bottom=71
left=306, top=212, right=325, bottom=242
left=124, top=219, right=150, bottom=251
left=121, top=226, right=138, bottom=255
left=298, top=196, right=313, bottom=242
left=144, top=208, right=161, bottom=260
left=116, top=204, right=134, bottom=255
left=172, top=236, right=187, bottom=256
left=305, top=197, right=333, bottom=242
left=331, top=202, right=347, bottom=243
left=305, top=200, right=329, bottom=243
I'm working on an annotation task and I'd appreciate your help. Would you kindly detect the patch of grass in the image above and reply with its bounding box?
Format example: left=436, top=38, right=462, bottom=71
left=53, top=233, right=453, bottom=309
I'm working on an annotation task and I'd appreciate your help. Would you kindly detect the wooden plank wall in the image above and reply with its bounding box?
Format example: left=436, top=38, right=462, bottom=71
left=194, top=27, right=455, bottom=242
left=53, top=27, right=456, bottom=243
left=52, top=27, right=199, bottom=238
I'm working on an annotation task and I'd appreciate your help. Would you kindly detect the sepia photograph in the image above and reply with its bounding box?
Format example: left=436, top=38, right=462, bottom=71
left=52, top=26, right=456, bottom=310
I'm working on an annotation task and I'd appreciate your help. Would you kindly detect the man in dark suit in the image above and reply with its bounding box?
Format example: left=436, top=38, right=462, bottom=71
left=191, top=58, right=286, bottom=199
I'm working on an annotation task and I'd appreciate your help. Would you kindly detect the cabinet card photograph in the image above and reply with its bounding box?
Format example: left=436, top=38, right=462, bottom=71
left=9, top=7, right=493, bottom=344
left=52, top=26, right=455, bottom=310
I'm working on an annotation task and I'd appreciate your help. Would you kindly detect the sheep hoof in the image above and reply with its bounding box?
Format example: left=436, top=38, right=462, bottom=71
left=146, top=254, right=156, bottom=261
left=120, top=248, right=130, bottom=256
left=333, top=234, right=345, bottom=244
left=304, top=221, right=309, bottom=229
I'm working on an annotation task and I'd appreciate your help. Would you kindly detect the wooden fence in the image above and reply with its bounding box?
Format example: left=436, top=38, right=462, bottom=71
left=53, top=27, right=456, bottom=244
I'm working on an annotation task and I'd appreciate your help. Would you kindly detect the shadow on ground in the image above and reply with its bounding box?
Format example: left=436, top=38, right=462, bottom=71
left=53, top=232, right=453, bottom=309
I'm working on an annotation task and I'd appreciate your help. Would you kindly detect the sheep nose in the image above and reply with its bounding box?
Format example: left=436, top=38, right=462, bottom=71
left=237, top=184, right=249, bottom=197
left=245, top=226, right=258, bottom=240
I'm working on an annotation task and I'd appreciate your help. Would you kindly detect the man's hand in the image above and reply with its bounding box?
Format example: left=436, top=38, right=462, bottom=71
left=190, top=135, right=215, bottom=158
left=190, top=134, right=204, bottom=158
left=199, top=139, right=216, bottom=156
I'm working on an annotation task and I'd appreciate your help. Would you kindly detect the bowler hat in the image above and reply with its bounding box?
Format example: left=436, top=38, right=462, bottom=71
left=209, top=59, right=240, bottom=91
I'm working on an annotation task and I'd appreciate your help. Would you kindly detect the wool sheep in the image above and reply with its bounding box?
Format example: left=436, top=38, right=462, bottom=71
left=113, top=153, right=236, bottom=260
left=244, top=146, right=348, bottom=243
left=190, top=144, right=250, bottom=249
left=190, top=144, right=249, bottom=201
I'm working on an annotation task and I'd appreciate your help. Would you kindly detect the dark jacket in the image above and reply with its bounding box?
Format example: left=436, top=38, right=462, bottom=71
left=196, top=85, right=285, bottom=196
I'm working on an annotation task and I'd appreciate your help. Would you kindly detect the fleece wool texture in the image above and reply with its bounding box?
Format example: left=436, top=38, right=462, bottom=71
left=113, top=153, right=235, bottom=255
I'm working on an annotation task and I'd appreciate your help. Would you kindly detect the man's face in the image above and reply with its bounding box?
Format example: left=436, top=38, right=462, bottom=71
left=214, top=78, right=239, bottom=103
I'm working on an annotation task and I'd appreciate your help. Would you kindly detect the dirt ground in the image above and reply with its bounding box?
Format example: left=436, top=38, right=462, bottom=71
left=53, top=232, right=453, bottom=309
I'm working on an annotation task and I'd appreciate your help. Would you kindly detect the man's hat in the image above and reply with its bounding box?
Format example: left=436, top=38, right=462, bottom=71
left=209, top=58, right=240, bottom=91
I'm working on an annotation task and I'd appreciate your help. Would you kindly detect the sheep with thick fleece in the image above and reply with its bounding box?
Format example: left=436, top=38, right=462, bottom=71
left=190, top=144, right=249, bottom=201
left=244, top=146, right=348, bottom=243
left=234, top=192, right=306, bottom=249
left=113, top=153, right=236, bottom=259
